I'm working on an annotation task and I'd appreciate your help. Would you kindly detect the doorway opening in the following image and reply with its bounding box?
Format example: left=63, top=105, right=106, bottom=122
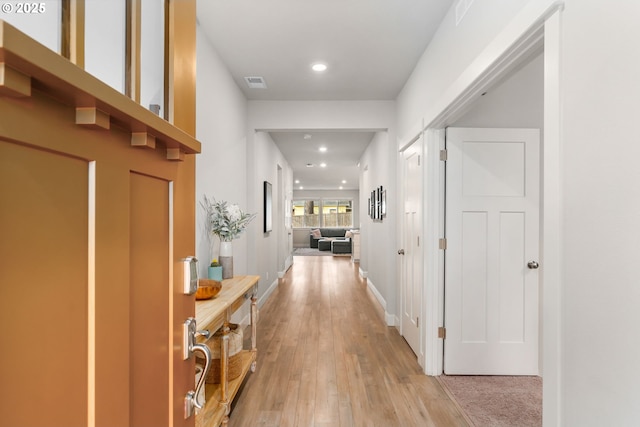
left=415, top=6, right=563, bottom=425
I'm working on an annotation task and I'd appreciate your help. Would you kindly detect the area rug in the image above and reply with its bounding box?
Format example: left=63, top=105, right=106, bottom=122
left=292, top=247, right=333, bottom=256
left=437, top=375, right=542, bottom=427
left=292, top=247, right=350, bottom=257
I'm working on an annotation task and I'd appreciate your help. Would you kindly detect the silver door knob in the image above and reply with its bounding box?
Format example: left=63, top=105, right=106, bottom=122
left=527, top=261, right=539, bottom=269
left=398, top=249, right=405, bottom=255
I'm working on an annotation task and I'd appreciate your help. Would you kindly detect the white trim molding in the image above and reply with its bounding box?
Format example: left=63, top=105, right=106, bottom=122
left=366, top=278, right=395, bottom=326
left=542, top=9, right=563, bottom=427
left=258, top=277, right=279, bottom=309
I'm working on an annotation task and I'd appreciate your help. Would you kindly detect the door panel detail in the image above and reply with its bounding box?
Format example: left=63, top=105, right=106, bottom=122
left=0, top=141, right=89, bottom=426
left=445, top=127, right=540, bottom=375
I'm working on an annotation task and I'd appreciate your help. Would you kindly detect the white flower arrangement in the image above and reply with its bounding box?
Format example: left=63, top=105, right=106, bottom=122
left=201, top=195, right=256, bottom=242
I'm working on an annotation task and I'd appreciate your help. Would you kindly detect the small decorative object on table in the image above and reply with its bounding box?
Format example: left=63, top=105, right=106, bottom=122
left=201, top=196, right=256, bottom=279
left=195, top=278, right=222, bottom=300
left=208, top=259, right=223, bottom=281
left=219, top=241, right=234, bottom=279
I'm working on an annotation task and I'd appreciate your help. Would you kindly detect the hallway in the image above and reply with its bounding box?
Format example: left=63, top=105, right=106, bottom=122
left=228, top=256, right=468, bottom=426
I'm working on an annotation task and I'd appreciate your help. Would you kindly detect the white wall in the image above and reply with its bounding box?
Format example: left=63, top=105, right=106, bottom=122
left=396, top=0, right=532, bottom=142
left=140, top=0, right=165, bottom=114
left=452, top=53, right=543, bottom=128
left=85, top=0, right=126, bottom=93
left=1, top=0, right=62, bottom=53
left=248, top=100, right=395, bottom=131
left=559, top=1, right=640, bottom=424
left=195, top=24, right=249, bottom=278
left=246, top=132, right=293, bottom=299
left=359, top=131, right=397, bottom=324
left=397, top=0, right=640, bottom=424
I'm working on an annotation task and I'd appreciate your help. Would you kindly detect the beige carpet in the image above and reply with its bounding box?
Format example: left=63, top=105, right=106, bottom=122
left=437, top=375, right=542, bottom=427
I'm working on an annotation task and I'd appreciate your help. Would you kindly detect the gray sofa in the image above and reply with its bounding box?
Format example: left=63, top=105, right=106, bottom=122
left=309, top=228, right=349, bottom=248
left=310, top=228, right=353, bottom=254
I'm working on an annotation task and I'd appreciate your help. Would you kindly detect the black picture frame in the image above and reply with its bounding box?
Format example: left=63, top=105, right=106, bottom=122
left=371, top=190, right=376, bottom=219
left=369, top=186, right=386, bottom=221
left=264, top=181, right=272, bottom=233
left=381, top=189, right=387, bottom=217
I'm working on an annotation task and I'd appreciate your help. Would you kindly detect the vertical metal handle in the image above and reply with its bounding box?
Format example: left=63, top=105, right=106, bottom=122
left=191, top=343, right=211, bottom=410
left=183, top=318, right=212, bottom=418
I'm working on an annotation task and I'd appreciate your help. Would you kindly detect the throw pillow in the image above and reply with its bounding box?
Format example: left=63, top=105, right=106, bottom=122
left=311, top=229, right=322, bottom=238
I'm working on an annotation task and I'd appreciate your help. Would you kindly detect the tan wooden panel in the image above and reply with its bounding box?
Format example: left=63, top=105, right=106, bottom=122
left=129, top=172, right=170, bottom=426
left=0, top=3, right=199, bottom=424
left=94, top=161, right=131, bottom=427
left=167, top=1, right=198, bottom=424
left=0, top=140, right=88, bottom=427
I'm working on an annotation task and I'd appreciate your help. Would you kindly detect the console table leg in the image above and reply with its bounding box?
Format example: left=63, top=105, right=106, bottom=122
left=220, top=321, right=231, bottom=414
left=251, top=294, right=258, bottom=372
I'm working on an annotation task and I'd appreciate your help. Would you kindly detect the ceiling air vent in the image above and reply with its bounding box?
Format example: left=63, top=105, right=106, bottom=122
left=244, top=76, right=267, bottom=89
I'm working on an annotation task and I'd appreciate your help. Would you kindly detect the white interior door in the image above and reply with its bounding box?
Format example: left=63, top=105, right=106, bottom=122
left=444, top=127, right=540, bottom=375
left=401, top=139, right=423, bottom=356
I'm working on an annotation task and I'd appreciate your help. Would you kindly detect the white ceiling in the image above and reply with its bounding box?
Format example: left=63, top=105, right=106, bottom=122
left=197, top=0, right=454, bottom=189
left=268, top=131, right=374, bottom=190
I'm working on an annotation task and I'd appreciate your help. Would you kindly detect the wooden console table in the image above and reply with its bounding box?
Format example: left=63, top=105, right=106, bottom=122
left=195, top=275, right=259, bottom=427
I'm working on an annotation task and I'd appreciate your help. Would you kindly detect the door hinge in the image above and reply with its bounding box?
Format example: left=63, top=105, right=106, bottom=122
left=438, top=326, right=446, bottom=339
left=439, top=238, right=447, bottom=250
left=418, top=155, right=421, bottom=166
left=416, top=317, right=419, bottom=328
left=417, top=236, right=420, bottom=247
left=440, top=149, right=448, bottom=161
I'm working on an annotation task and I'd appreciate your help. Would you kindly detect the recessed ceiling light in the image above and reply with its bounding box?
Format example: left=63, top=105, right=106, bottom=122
left=319, top=146, right=327, bottom=152
left=341, top=180, right=347, bottom=184
left=295, top=180, right=300, bottom=184
left=339, top=186, right=343, bottom=190
left=299, top=186, right=304, bottom=190
left=312, top=63, right=327, bottom=72
left=303, top=134, right=312, bottom=140
left=320, top=163, right=327, bottom=168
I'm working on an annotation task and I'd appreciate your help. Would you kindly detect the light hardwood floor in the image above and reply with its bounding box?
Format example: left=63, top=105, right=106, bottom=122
left=227, top=256, right=469, bottom=427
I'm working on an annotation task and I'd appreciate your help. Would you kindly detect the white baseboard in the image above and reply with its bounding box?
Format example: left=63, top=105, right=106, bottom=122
left=359, top=267, right=367, bottom=279
left=278, top=255, right=293, bottom=278
left=367, top=278, right=385, bottom=309
left=258, top=277, right=279, bottom=309
left=389, top=314, right=398, bottom=328
left=366, top=279, right=395, bottom=327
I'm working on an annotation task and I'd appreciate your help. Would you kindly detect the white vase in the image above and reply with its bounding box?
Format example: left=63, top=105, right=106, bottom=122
left=220, top=241, right=233, bottom=279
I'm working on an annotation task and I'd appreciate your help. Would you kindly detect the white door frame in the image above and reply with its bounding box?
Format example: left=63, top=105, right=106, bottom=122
left=416, top=2, right=564, bottom=425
